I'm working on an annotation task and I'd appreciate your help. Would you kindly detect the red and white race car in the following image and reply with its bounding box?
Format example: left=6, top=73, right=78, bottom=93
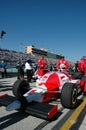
left=0, top=70, right=86, bottom=119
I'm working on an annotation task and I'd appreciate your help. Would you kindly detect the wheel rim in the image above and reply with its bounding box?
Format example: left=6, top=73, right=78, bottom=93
left=72, top=88, right=77, bottom=106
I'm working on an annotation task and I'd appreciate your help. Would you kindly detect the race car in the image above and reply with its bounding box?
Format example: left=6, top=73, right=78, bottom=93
left=0, top=70, right=86, bottom=119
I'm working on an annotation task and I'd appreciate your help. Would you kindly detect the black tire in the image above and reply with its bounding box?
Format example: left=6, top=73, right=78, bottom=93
left=13, top=79, right=29, bottom=98
left=61, top=82, right=78, bottom=109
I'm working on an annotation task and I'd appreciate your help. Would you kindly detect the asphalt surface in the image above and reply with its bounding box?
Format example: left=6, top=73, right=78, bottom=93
left=0, top=77, right=86, bottom=130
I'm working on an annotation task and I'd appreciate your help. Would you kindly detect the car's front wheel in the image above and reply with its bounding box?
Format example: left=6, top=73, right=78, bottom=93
left=61, top=82, right=78, bottom=109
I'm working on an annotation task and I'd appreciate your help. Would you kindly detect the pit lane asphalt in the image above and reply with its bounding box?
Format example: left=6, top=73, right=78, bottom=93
left=0, top=77, right=86, bottom=130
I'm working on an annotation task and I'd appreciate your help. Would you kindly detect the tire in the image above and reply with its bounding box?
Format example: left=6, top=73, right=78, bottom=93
left=13, top=79, right=29, bottom=98
left=61, top=82, right=78, bottom=109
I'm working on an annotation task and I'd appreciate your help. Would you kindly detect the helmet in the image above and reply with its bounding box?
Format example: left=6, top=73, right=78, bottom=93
left=60, top=64, right=66, bottom=69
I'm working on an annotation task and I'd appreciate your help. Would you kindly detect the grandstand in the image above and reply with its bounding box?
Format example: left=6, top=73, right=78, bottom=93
left=0, top=46, right=63, bottom=64
left=0, top=48, right=32, bottom=63
left=0, top=48, right=33, bottom=78
left=0, top=47, right=71, bottom=78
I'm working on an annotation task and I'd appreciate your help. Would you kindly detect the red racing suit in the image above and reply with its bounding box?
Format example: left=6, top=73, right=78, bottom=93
left=38, top=57, right=48, bottom=69
left=78, top=59, right=86, bottom=75
left=78, top=58, right=86, bottom=92
left=78, top=59, right=84, bottom=72
left=35, top=57, right=48, bottom=77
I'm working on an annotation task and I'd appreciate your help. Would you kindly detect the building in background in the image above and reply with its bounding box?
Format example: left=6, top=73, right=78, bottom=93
left=25, top=45, right=63, bottom=59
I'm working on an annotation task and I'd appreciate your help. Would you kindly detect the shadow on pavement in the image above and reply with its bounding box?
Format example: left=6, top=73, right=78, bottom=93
left=0, top=80, right=13, bottom=92
left=0, top=111, right=29, bottom=130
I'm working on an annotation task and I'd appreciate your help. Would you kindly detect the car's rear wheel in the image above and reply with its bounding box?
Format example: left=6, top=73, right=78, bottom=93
left=61, top=82, right=78, bottom=109
left=13, top=79, right=29, bottom=98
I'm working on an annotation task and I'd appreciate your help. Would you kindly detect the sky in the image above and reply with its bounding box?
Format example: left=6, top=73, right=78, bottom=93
left=0, top=0, right=86, bottom=62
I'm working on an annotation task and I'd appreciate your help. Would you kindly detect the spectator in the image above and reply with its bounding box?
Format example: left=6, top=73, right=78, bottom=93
left=50, top=63, right=53, bottom=71
left=16, top=61, right=24, bottom=79
left=0, top=60, right=7, bottom=78
left=25, top=59, right=32, bottom=82
left=74, top=61, right=79, bottom=72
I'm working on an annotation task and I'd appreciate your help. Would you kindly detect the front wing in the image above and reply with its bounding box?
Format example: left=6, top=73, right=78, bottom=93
left=0, top=94, right=58, bottom=120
